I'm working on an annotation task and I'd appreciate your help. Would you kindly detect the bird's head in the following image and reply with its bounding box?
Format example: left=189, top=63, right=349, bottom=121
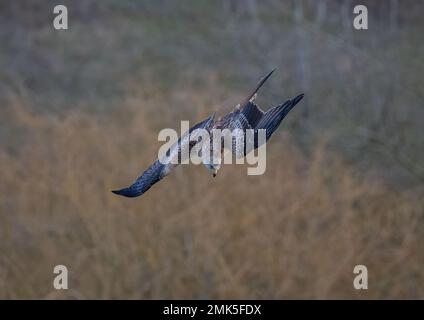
left=202, top=154, right=221, bottom=177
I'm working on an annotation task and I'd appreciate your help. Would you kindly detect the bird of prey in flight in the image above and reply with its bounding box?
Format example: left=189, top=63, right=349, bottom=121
left=112, top=69, right=304, bottom=197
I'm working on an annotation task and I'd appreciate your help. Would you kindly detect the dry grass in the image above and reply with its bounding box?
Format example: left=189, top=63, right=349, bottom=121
left=1, top=0, right=424, bottom=300
left=1, top=86, right=423, bottom=299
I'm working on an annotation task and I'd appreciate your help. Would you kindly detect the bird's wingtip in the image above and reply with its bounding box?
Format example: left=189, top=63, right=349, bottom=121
left=111, top=189, right=124, bottom=196
left=292, top=93, right=305, bottom=105
left=111, top=188, right=140, bottom=197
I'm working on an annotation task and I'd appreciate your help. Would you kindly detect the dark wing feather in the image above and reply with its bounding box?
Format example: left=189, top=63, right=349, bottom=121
left=216, top=68, right=275, bottom=131
left=218, top=93, right=304, bottom=157
left=253, top=93, right=304, bottom=147
left=240, top=101, right=264, bottom=128
left=111, top=160, right=164, bottom=198
left=239, top=68, right=276, bottom=110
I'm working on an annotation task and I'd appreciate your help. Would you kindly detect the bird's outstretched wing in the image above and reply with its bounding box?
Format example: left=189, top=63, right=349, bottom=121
left=215, top=69, right=304, bottom=157
left=112, top=159, right=165, bottom=197
left=112, top=114, right=215, bottom=198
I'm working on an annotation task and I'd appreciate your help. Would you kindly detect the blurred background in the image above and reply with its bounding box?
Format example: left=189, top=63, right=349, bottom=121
left=0, top=0, right=423, bottom=299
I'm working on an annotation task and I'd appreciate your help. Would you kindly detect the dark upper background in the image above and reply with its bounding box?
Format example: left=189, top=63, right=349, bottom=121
left=0, top=0, right=423, bottom=299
